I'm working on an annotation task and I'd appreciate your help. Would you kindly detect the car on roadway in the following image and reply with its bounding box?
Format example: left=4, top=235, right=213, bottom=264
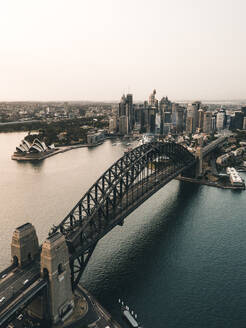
left=17, top=314, right=23, bottom=320
left=0, top=296, right=6, bottom=303
left=23, top=279, right=29, bottom=285
left=1, top=274, right=7, bottom=279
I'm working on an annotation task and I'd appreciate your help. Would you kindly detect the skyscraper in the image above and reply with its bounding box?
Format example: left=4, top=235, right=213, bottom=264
left=198, top=108, right=204, bottom=131
left=149, top=89, right=157, bottom=107
left=186, top=101, right=201, bottom=134
left=118, top=93, right=134, bottom=134
left=175, top=106, right=185, bottom=132
left=233, top=111, right=244, bottom=130
left=159, top=97, right=172, bottom=134
left=216, top=109, right=226, bottom=131
left=203, top=111, right=212, bottom=134
left=118, top=94, right=127, bottom=117
left=126, top=94, right=134, bottom=132
left=119, top=116, right=128, bottom=135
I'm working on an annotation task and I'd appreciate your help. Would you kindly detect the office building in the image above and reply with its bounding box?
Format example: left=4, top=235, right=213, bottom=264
left=175, top=106, right=185, bottom=132
left=118, top=93, right=134, bottom=134
left=203, top=111, right=212, bottom=134
left=198, top=109, right=204, bottom=131
left=119, top=115, right=128, bottom=135
left=186, top=101, right=201, bottom=134
left=216, top=109, right=226, bottom=131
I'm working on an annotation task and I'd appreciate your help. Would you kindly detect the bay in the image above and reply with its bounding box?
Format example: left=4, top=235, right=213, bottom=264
left=0, top=132, right=246, bottom=328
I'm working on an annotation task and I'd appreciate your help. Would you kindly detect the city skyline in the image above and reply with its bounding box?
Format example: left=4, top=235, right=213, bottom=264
left=1, top=0, right=246, bottom=101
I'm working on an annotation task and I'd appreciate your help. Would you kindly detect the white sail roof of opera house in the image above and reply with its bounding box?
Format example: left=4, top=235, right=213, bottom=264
left=16, top=138, right=50, bottom=153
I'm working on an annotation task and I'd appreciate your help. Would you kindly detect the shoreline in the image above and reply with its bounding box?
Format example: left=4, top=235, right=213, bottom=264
left=52, top=284, right=121, bottom=328
left=176, top=176, right=245, bottom=190
left=11, top=137, right=117, bottom=161
left=11, top=143, right=98, bottom=161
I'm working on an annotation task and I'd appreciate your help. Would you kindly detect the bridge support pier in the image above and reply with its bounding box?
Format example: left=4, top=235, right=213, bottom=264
left=40, top=232, right=74, bottom=324
left=11, top=223, right=39, bottom=267
left=27, top=289, right=51, bottom=322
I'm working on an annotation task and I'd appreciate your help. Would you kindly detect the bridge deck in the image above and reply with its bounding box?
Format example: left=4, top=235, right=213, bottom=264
left=0, top=278, right=47, bottom=326
left=0, top=261, right=41, bottom=325
left=69, top=159, right=195, bottom=257
left=202, top=136, right=227, bottom=157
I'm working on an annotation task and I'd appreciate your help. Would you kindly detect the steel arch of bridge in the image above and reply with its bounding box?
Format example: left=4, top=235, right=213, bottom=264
left=49, top=141, right=196, bottom=289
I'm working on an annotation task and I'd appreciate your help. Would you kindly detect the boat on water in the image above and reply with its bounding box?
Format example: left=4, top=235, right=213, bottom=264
left=119, top=299, right=143, bottom=328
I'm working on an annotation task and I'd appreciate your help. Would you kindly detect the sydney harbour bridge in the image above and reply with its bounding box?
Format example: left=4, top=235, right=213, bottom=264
left=0, top=139, right=224, bottom=327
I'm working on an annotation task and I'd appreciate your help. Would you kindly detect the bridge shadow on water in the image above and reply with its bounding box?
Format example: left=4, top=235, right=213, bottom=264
left=81, top=181, right=201, bottom=320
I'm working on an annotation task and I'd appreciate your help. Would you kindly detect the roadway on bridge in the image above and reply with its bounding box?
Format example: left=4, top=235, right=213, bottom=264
left=0, top=261, right=40, bottom=313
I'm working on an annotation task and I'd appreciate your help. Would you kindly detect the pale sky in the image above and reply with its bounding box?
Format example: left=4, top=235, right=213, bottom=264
left=0, top=0, right=246, bottom=101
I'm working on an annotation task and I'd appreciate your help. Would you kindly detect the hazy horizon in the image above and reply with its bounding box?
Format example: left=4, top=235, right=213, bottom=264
left=1, top=0, right=246, bottom=102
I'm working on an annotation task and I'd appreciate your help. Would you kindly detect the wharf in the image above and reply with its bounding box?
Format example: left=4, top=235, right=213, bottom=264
left=11, top=144, right=89, bottom=161
left=176, top=176, right=245, bottom=190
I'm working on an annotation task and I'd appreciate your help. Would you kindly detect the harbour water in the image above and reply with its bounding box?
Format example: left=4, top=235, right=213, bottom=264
left=1, top=132, right=246, bottom=328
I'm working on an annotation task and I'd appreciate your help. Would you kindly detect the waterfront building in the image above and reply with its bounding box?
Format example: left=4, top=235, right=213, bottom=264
left=87, top=131, right=105, bottom=145
left=16, top=138, right=49, bottom=154
left=226, top=167, right=244, bottom=187
left=216, top=153, right=233, bottom=166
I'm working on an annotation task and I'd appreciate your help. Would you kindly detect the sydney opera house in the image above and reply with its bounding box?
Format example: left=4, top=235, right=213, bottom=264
left=12, top=138, right=55, bottom=160
left=16, top=138, right=50, bottom=154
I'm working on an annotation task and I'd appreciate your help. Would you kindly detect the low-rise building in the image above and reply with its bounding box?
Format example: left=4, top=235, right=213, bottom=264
left=226, top=167, right=244, bottom=187
left=216, top=153, right=234, bottom=166
left=87, top=131, right=105, bottom=145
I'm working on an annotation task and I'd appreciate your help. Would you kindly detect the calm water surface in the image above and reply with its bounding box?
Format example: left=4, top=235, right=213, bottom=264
left=0, top=132, right=246, bottom=328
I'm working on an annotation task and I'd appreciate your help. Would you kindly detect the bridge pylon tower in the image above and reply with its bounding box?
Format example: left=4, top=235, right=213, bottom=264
left=11, top=223, right=39, bottom=267
left=40, top=232, right=74, bottom=324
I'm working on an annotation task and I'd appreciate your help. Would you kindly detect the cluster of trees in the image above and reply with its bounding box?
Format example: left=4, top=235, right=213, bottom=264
left=15, top=116, right=109, bottom=146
